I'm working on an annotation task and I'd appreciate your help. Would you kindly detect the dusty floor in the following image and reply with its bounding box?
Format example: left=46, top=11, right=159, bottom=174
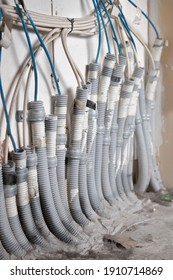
left=19, top=191, right=173, bottom=260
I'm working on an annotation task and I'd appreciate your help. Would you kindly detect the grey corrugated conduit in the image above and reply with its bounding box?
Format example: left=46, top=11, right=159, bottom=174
left=54, top=96, right=84, bottom=237
left=0, top=241, right=9, bottom=260
left=121, top=67, right=144, bottom=201
left=95, top=53, right=116, bottom=205
left=135, top=98, right=150, bottom=192
left=87, top=63, right=104, bottom=215
left=138, top=86, right=161, bottom=192
left=26, top=146, right=64, bottom=247
left=45, top=115, right=85, bottom=240
left=102, top=57, right=127, bottom=206
left=28, top=101, right=79, bottom=245
left=145, top=38, right=165, bottom=192
left=13, top=149, right=48, bottom=247
left=3, top=161, right=32, bottom=252
left=109, top=56, right=127, bottom=204
left=0, top=162, right=26, bottom=257
left=78, top=82, right=97, bottom=221
left=67, top=86, right=90, bottom=227
left=115, top=79, right=135, bottom=203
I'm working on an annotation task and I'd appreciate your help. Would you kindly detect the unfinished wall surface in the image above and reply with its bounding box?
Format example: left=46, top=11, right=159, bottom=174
left=149, top=0, right=173, bottom=189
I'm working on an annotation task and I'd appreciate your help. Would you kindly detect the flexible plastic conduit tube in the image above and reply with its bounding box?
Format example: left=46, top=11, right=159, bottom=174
left=146, top=38, right=164, bottom=117
left=67, top=86, right=90, bottom=227
left=78, top=82, right=98, bottom=221
left=0, top=162, right=25, bottom=257
left=95, top=53, right=116, bottom=203
left=145, top=38, right=165, bottom=192
left=87, top=63, right=105, bottom=214
left=109, top=56, right=127, bottom=201
left=45, top=115, right=83, bottom=239
left=102, top=58, right=127, bottom=206
left=79, top=82, right=101, bottom=224
left=3, top=161, right=32, bottom=252
left=135, top=95, right=150, bottom=193
left=26, top=146, right=59, bottom=244
left=54, top=95, right=68, bottom=207
left=54, top=96, right=84, bottom=237
left=13, top=149, right=48, bottom=247
left=115, top=79, right=135, bottom=201
left=0, top=241, right=9, bottom=260
left=138, top=85, right=161, bottom=192
left=121, top=67, right=144, bottom=199
left=28, top=101, right=79, bottom=245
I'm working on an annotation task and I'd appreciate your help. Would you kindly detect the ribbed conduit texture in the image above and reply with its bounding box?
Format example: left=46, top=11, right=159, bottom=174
left=78, top=82, right=97, bottom=220
left=0, top=163, right=25, bottom=257
left=109, top=56, right=127, bottom=201
left=45, top=115, right=83, bottom=239
left=116, top=79, right=135, bottom=199
left=13, top=150, right=48, bottom=247
left=3, top=161, right=32, bottom=252
left=67, top=86, right=89, bottom=226
left=95, top=53, right=116, bottom=202
left=0, top=241, right=9, bottom=260
left=28, top=101, right=79, bottom=244
left=26, top=147, right=59, bottom=242
left=87, top=63, right=103, bottom=213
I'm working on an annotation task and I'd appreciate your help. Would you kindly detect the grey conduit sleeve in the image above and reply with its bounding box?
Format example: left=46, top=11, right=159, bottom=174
left=115, top=79, right=135, bottom=199
left=0, top=163, right=25, bottom=257
left=109, top=56, right=127, bottom=200
left=13, top=150, right=48, bottom=247
left=95, top=53, right=116, bottom=202
left=139, top=86, right=161, bottom=192
left=45, top=116, right=83, bottom=239
left=146, top=38, right=164, bottom=116
left=135, top=102, right=150, bottom=192
left=3, top=161, right=32, bottom=252
left=78, top=83, right=96, bottom=220
left=54, top=96, right=70, bottom=209
left=145, top=38, right=165, bottom=192
left=0, top=241, right=9, bottom=260
left=26, top=147, right=58, bottom=242
left=102, top=57, right=126, bottom=205
left=54, top=96, right=83, bottom=235
left=87, top=63, right=103, bottom=213
left=122, top=67, right=144, bottom=196
left=28, top=101, right=78, bottom=244
left=67, top=86, right=89, bottom=226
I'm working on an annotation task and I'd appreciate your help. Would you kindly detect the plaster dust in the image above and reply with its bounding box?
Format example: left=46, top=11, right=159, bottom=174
left=9, top=194, right=173, bottom=260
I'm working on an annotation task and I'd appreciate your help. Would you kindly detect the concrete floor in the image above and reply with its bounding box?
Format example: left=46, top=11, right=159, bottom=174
left=19, top=191, right=173, bottom=260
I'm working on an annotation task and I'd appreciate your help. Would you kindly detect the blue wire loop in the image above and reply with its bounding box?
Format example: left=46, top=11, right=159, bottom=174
left=92, top=0, right=102, bottom=63
left=128, top=0, right=160, bottom=39
left=15, top=3, right=38, bottom=101
left=118, top=6, right=137, bottom=51
left=100, top=0, right=122, bottom=55
left=16, top=0, right=61, bottom=95
left=0, top=9, right=17, bottom=152
left=95, top=0, right=111, bottom=54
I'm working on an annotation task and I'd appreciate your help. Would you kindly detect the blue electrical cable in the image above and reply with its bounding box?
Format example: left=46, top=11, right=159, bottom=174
left=0, top=9, right=17, bottom=152
left=92, top=0, right=102, bottom=63
left=128, top=0, right=160, bottom=39
left=100, top=0, right=121, bottom=55
left=95, top=0, right=111, bottom=54
left=108, top=0, right=113, bottom=5
left=15, top=3, right=38, bottom=101
left=118, top=7, right=137, bottom=50
left=27, top=14, right=61, bottom=95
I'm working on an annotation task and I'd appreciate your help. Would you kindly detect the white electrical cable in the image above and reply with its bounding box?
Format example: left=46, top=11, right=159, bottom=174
left=61, top=28, right=84, bottom=88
